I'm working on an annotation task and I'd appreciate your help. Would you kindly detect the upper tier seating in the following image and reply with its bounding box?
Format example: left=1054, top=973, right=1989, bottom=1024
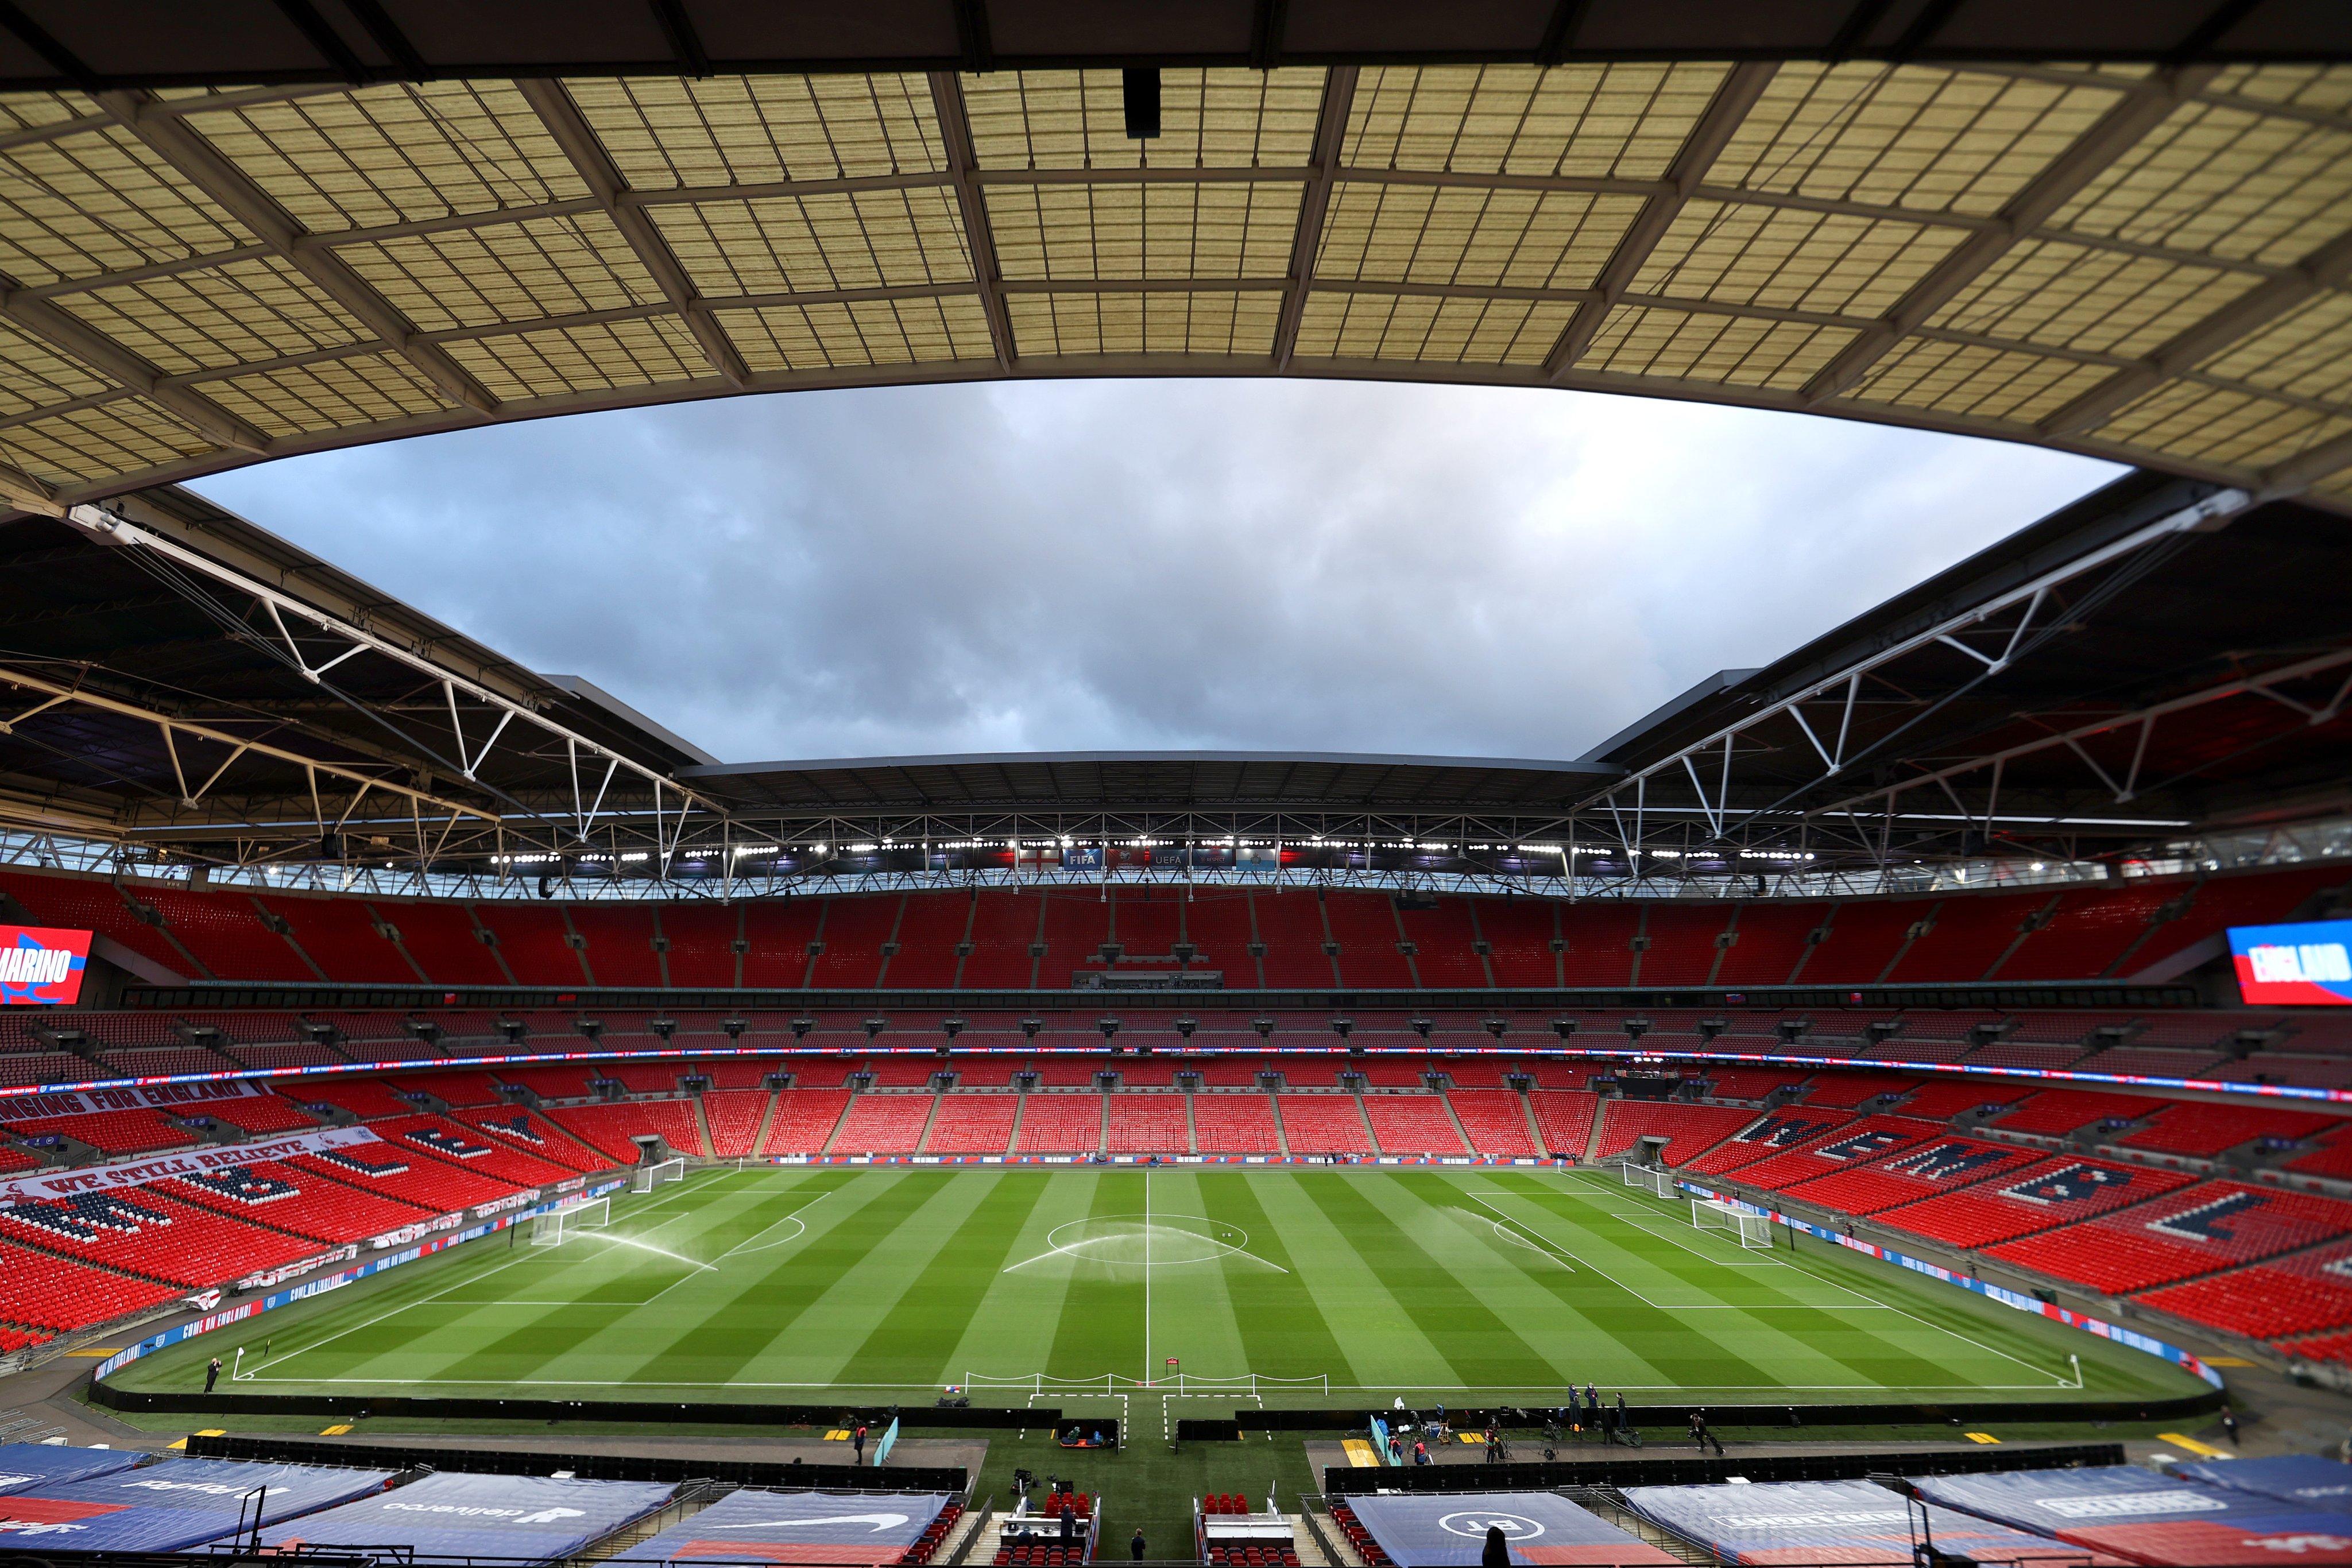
left=1362, top=1098, right=1468, bottom=1156
left=1989, top=1183, right=2352, bottom=1295
left=924, top=1095, right=1019, bottom=1155
left=1875, top=1155, right=2195, bottom=1249
left=1015, top=1095, right=1104, bottom=1154
left=1800, top=1073, right=1921, bottom=1109
left=0, top=861, right=2334, bottom=990
left=1106, top=1096, right=1191, bottom=1154
left=1447, top=1090, right=1538, bottom=1156
left=1275, top=1095, right=1372, bottom=1155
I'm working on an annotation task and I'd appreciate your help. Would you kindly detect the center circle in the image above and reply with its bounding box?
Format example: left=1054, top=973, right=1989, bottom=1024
left=1042, top=1214, right=1247, bottom=1267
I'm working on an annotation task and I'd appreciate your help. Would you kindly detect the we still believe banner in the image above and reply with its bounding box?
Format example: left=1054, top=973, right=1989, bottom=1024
left=0, top=1124, right=386, bottom=1202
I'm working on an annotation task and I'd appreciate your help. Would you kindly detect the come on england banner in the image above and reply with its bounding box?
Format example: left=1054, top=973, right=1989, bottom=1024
left=0, top=1124, right=386, bottom=1203
left=0, top=1077, right=268, bottom=1124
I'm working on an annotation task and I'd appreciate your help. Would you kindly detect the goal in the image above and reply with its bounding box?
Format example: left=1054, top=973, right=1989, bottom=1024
left=532, top=1197, right=610, bottom=1246
left=1620, top=1163, right=1673, bottom=1199
left=633, top=1156, right=686, bottom=1193
left=1691, top=1197, right=1774, bottom=1250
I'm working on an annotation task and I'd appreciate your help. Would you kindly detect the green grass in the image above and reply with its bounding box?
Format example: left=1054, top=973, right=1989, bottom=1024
left=111, top=1166, right=2201, bottom=1406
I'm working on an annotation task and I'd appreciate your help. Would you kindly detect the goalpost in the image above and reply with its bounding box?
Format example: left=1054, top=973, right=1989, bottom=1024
left=1691, top=1197, right=1774, bottom=1250
left=634, top=1156, right=686, bottom=1193
left=532, top=1197, right=610, bottom=1245
left=1619, top=1163, right=1673, bottom=1199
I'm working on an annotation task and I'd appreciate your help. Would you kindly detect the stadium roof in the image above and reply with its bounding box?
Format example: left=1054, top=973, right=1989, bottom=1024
left=0, top=468, right=2342, bottom=881
left=1, top=20, right=2350, bottom=513
left=682, top=750, right=1618, bottom=815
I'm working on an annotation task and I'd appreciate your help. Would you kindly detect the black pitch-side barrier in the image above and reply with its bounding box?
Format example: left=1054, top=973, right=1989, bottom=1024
left=88, top=1383, right=1047, bottom=1431
left=1237, top=1390, right=2222, bottom=1433
left=183, top=1433, right=964, bottom=1491
left=1322, top=1441, right=2127, bottom=1493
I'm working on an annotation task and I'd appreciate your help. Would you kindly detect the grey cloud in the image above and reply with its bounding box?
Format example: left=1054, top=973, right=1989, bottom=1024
left=189, top=380, right=2121, bottom=764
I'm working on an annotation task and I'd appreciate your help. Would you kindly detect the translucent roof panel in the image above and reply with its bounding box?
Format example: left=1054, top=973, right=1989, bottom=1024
left=0, top=60, right=2347, bottom=516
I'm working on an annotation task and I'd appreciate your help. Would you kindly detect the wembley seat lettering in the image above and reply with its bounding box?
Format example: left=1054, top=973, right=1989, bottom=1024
left=1884, top=1143, right=2013, bottom=1183
left=403, top=1126, right=490, bottom=1159
left=173, top=1168, right=299, bottom=1205
left=1735, top=1114, right=1835, bottom=1148
left=2148, top=1189, right=2272, bottom=1242
left=0, top=1190, right=172, bottom=1241
left=1999, top=1164, right=2134, bottom=1206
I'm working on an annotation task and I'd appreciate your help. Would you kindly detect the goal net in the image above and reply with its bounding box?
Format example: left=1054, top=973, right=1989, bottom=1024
left=1691, top=1198, right=1774, bottom=1250
left=1620, top=1163, right=1673, bottom=1199
left=532, top=1197, right=610, bottom=1246
left=633, top=1156, right=686, bottom=1193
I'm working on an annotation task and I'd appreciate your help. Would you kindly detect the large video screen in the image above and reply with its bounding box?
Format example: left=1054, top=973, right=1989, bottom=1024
left=2231, top=919, right=2352, bottom=1006
left=0, top=924, right=92, bottom=1005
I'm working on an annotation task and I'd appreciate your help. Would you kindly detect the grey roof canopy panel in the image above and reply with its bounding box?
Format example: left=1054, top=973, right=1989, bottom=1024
left=679, top=750, right=1620, bottom=814
left=2, top=1, right=2344, bottom=88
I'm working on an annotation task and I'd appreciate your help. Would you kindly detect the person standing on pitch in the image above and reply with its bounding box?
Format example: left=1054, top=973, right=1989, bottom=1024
left=1131, top=1529, right=1147, bottom=1561
left=205, top=1356, right=222, bottom=1393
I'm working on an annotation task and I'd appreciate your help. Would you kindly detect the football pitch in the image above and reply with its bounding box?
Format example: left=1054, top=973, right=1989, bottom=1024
left=115, top=1167, right=2202, bottom=1407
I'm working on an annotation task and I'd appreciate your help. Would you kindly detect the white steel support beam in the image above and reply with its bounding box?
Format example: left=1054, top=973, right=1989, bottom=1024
left=64, top=504, right=730, bottom=827
left=1583, top=485, right=2252, bottom=835
left=0, top=663, right=498, bottom=826
left=1811, top=644, right=2352, bottom=820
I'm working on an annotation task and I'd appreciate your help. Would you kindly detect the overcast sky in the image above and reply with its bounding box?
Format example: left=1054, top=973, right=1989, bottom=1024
left=188, top=381, right=2119, bottom=766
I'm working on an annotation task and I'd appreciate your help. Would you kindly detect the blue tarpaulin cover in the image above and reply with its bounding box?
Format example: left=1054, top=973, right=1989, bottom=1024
left=257, top=1471, right=676, bottom=1562
left=1344, top=1490, right=1678, bottom=1565
left=625, top=1488, right=951, bottom=1565
left=1914, top=1465, right=2352, bottom=1565
left=1620, top=1479, right=2102, bottom=1565
left=2175, top=1456, right=2352, bottom=1515
left=0, top=1457, right=394, bottom=1550
left=0, top=1445, right=142, bottom=1495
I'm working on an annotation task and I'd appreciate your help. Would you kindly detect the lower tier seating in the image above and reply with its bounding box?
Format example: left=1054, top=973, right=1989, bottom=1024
left=762, top=1090, right=852, bottom=1155
left=703, top=1089, right=771, bottom=1157
left=0, top=1238, right=182, bottom=1331
left=1275, top=1096, right=1372, bottom=1156
left=1446, top=1090, right=1537, bottom=1156
left=924, top=1096, right=1019, bottom=1155
left=1874, top=1155, right=2196, bottom=1249
left=1015, top=1095, right=1105, bottom=1154
left=1362, top=1097, right=1467, bottom=1156
left=1106, top=1096, right=1190, bottom=1154
left=833, top=1095, right=937, bottom=1154
left=2140, top=1238, right=2352, bottom=1339
left=1987, top=1183, right=2352, bottom=1295
left=1192, top=1095, right=1281, bottom=1153
left=543, top=1100, right=706, bottom=1163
